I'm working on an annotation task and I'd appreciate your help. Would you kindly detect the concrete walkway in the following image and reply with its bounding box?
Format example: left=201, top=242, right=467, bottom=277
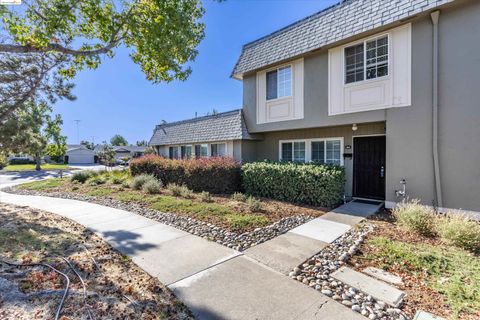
left=0, top=190, right=378, bottom=320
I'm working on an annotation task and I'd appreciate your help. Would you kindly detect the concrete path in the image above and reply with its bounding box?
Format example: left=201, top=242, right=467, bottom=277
left=245, top=200, right=382, bottom=275
left=0, top=191, right=366, bottom=320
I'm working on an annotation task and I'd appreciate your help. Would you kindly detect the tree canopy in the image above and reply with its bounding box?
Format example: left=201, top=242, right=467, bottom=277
left=110, top=134, right=128, bottom=146
left=0, top=0, right=206, bottom=124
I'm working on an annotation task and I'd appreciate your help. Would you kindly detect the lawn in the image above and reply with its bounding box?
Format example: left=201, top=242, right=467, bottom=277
left=0, top=202, right=192, bottom=319
left=16, top=170, right=325, bottom=233
left=3, top=163, right=72, bottom=171
left=350, top=213, right=480, bottom=320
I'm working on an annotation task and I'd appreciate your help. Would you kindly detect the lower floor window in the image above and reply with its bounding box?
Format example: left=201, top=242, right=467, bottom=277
left=194, top=144, right=208, bottom=158
left=280, top=138, right=343, bottom=165
left=211, top=143, right=226, bottom=157
left=169, top=146, right=180, bottom=159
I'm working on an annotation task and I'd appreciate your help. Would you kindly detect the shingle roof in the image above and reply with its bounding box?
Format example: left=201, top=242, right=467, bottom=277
left=93, top=145, right=146, bottom=153
left=149, top=109, right=255, bottom=146
left=232, top=0, right=454, bottom=78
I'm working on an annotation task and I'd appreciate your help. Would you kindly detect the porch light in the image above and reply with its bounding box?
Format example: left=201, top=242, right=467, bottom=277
left=352, top=123, right=358, bottom=131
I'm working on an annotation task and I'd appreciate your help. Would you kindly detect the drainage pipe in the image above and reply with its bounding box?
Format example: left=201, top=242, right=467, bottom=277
left=431, top=11, right=443, bottom=208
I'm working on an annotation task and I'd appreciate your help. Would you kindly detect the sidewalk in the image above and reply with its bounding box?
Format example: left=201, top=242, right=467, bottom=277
left=0, top=191, right=373, bottom=320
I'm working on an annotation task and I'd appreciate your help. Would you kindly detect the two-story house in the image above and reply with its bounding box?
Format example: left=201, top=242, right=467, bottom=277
left=150, top=0, right=480, bottom=213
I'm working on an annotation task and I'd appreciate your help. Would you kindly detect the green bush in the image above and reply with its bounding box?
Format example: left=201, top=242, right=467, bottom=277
left=9, top=158, right=35, bottom=165
left=393, top=199, right=436, bottom=237
left=241, top=161, right=345, bottom=207
left=246, top=196, right=262, bottom=212
left=143, top=179, right=162, bottom=194
left=70, top=171, right=96, bottom=183
left=88, top=175, right=106, bottom=186
left=167, top=183, right=193, bottom=198
left=0, top=157, right=7, bottom=170
left=200, top=191, right=212, bottom=202
left=231, top=192, right=247, bottom=202
left=130, top=174, right=156, bottom=190
left=130, top=155, right=241, bottom=194
left=437, top=214, right=480, bottom=253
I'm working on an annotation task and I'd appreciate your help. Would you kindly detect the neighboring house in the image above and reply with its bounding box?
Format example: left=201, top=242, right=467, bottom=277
left=149, top=109, right=259, bottom=162
left=150, top=0, right=480, bottom=213
left=66, top=145, right=96, bottom=164
left=93, top=145, right=146, bottom=161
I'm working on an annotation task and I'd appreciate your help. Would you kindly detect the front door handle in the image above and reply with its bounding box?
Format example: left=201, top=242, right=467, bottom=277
left=380, top=165, right=385, bottom=178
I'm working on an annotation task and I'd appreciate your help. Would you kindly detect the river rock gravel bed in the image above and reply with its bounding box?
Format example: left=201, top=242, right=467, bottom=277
left=5, top=188, right=313, bottom=252
left=290, top=224, right=410, bottom=320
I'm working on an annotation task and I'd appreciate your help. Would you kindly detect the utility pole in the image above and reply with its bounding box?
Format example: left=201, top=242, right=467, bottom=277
left=74, top=120, right=81, bottom=144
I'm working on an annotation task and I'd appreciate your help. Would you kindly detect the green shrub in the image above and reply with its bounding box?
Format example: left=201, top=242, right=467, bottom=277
left=0, top=157, right=7, bottom=170
left=246, top=196, right=262, bottom=212
left=8, top=158, right=35, bottom=165
left=130, top=174, right=156, bottom=190
left=167, top=183, right=193, bottom=198
left=142, top=179, right=162, bottom=194
left=88, top=175, right=106, bottom=186
left=241, top=161, right=345, bottom=207
left=130, top=155, right=241, bottom=194
left=70, top=171, right=96, bottom=183
left=437, top=214, right=480, bottom=253
left=200, top=191, right=212, bottom=202
left=231, top=192, right=247, bottom=202
left=393, top=199, right=436, bottom=237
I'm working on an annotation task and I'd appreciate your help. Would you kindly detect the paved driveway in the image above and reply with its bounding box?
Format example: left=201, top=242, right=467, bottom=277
left=0, top=170, right=64, bottom=189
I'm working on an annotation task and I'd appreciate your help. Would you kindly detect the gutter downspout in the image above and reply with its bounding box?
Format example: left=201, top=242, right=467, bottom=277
left=431, top=11, right=443, bottom=208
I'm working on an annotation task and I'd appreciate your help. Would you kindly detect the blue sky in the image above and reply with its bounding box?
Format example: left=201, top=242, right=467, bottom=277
left=54, top=0, right=338, bottom=145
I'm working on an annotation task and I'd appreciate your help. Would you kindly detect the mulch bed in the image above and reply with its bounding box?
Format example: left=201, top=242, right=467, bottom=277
left=0, top=203, right=192, bottom=320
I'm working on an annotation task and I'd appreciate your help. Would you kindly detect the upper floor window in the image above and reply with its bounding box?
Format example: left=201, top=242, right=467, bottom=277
left=266, top=66, right=292, bottom=100
left=345, top=35, right=388, bottom=84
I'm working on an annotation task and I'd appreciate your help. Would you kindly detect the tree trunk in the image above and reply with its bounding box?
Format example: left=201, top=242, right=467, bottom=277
left=35, top=154, right=41, bottom=171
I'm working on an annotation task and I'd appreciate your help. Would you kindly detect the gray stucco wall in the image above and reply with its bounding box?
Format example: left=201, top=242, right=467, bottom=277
left=242, top=49, right=387, bottom=134
left=386, top=2, right=480, bottom=211
left=248, top=122, right=386, bottom=198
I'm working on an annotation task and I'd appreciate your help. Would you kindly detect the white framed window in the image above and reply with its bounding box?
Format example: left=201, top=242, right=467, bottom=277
left=194, top=144, right=208, bottom=158
left=266, top=65, right=292, bottom=100
left=345, top=35, right=388, bottom=84
left=169, top=146, right=180, bottom=159
left=279, top=138, right=344, bottom=165
left=211, top=143, right=226, bottom=157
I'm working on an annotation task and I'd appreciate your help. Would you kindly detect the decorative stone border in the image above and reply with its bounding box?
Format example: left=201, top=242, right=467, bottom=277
left=5, top=188, right=313, bottom=252
left=290, top=225, right=410, bottom=320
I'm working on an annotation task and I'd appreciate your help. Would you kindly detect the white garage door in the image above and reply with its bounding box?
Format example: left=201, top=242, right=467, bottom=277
left=68, top=152, right=94, bottom=164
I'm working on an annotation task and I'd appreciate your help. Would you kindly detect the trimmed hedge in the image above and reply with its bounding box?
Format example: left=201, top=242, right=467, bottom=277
left=129, top=155, right=241, bottom=194
left=242, top=161, right=345, bottom=207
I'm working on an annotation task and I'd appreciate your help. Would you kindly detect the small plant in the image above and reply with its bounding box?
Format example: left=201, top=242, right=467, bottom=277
left=231, top=192, right=246, bottom=202
left=122, top=180, right=130, bottom=188
left=246, top=196, right=262, bottom=212
left=167, top=183, right=193, bottom=198
left=392, top=199, right=436, bottom=237
left=143, top=179, right=162, bottom=194
left=200, top=191, right=212, bottom=202
left=437, top=214, right=480, bottom=253
left=70, top=171, right=95, bottom=183
left=88, top=176, right=106, bottom=186
left=110, top=176, right=125, bottom=184
left=130, top=174, right=156, bottom=190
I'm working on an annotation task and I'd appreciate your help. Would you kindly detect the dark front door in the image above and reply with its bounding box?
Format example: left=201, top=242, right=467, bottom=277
left=353, top=136, right=386, bottom=200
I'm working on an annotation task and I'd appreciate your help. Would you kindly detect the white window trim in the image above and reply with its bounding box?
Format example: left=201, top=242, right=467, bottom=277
left=265, top=64, right=293, bottom=102
left=211, top=142, right=227, bottom=157
left=278, top=137, right=344, bottom=165
left=343, top=33, right=391, bottom=87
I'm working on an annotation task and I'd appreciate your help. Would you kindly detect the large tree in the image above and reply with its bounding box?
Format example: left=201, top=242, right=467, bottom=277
left=110, top=134, right=128, bottom=146
left=0, top=100, right=66, bottom=170
left=0, top=0, right=205, bottom=120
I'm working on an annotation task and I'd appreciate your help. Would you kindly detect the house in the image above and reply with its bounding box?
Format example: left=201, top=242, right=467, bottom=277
left=93, top=145, right=147, bottom=162
left=149, top=109, right=259, bottom=162
left=65, top=145, right=96, bottom=164
left=150, top=0, right=480, bottom=213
